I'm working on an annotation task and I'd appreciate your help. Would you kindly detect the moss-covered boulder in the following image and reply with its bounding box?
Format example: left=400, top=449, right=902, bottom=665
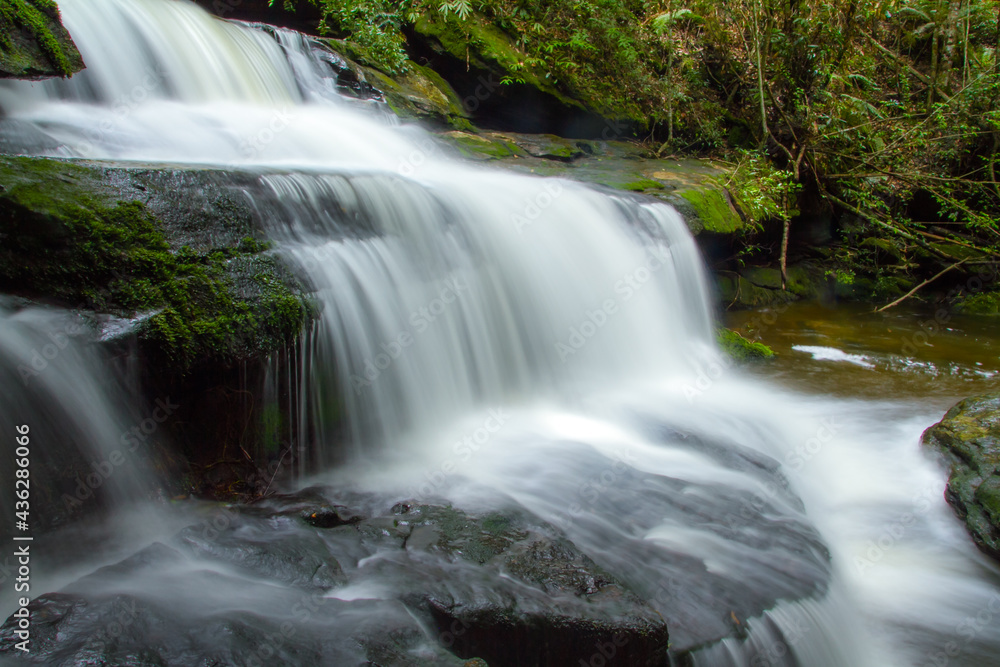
left=406, top=9, right=628, bottom=137
left=0, top=156, right=311, bottom=374
left=717, top=328, right=775, bottom=361
left=716, top=273, right=798, bottom=309
left=676, top=187, right=744, bottom=236
left=0, top=0, right=84, bottom=79
left=955, top=290, right=1000, bottom=316
left=922, top=394, right=1000, bottom=562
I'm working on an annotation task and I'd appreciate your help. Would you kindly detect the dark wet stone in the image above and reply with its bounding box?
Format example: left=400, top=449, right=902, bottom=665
left=922, top=393, right=1000, bottom=562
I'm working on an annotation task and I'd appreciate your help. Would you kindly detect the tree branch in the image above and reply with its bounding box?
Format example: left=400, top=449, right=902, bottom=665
left=875, top=259, right=967, bottom=312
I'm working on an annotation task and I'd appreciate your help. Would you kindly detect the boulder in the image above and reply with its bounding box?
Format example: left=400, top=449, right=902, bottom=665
left=922, top=393, right=1000, bottom=561
left=0, top=490, right=668, bottom=666
left=0, top=0, right=84, bottom=79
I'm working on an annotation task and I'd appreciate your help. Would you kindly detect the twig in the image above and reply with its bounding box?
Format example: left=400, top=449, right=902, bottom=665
left=875, top=259, right=968, bottom=312
left=262, top=447, right=291, bottom=498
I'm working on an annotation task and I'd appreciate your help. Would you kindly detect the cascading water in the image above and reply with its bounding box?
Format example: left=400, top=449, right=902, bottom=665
left=0, top=305, right=155, bottom=531
left=2, top=0, right=1000, bottom=664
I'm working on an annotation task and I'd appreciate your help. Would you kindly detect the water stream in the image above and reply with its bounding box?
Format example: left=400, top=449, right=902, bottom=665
left=1, top=0, right=999, bottom=664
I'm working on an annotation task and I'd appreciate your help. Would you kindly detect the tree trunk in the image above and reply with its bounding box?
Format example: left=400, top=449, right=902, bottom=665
left=780, top=215, right=791, bottom=290
left=752, top=7, right=769, bottom=145
left=940, top=0, right=962, bottom=94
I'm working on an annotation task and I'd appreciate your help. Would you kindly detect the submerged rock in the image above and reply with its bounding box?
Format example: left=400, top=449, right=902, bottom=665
left=0, top=454, right=835, bottom=664
left=0, top=490, right=670, bottom=666
left=922, top=393, right=1000, bottom=561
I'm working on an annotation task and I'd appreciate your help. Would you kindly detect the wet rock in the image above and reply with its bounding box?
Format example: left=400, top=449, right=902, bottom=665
left=246, top=485, right=366, bottom=527
left=0, top=489, right=665, bottom=666
left=380, top=503, right=670, bottom=666
left=0, top=0, right=84, bottom=80
left=176, top=515, right=347, bottom=591
left=1, top=468, right=830, bottom=664
left=922, top=393, right=1000, bottom=561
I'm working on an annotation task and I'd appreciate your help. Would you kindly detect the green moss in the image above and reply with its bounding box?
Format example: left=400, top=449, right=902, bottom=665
left=411, top=9, right=585, bottom=113
left=975, top=478, right=1000, bottom=524
left=956, top=290, right=1000, bottom=316
left=0, top=156, right=309, bottom=373
left=716, top=328, right=775, bottom=361
left=622, top=179, right=666, bottom=192
left=0, top=0, right=83, bottom=77
left=441, top=131, right=523, bottom=160
left=679, top=187, right=743, bottom=234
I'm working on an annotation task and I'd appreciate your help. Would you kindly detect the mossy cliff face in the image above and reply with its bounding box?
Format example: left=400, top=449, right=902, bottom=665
left=405, top=9, right=623, bottom=137
left=922, top=394, right=1000, bottom=562
left=0, top=156, right=311, bottom=374
left=0, top=0, right=84, bottom=78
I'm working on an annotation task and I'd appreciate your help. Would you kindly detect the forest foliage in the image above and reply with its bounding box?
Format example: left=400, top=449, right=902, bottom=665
left=279, top=1, right=1000, bottom=289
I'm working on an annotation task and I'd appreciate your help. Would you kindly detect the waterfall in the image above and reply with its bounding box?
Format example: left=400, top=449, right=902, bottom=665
left=0, top=306, right=155, bottom=531
left=2, top=0, right=1000, bottom=664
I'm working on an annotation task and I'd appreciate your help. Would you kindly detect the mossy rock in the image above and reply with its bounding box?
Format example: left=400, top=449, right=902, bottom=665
left=741, top=267, right=783, bottom=289
left=364, top=60, right=471, bottom=126
left=0, top=156, right=311, bottom=374
left=860, top=236, right=905, bottom=263
left=0, top=0, right=84, bottom=79
left=622, top=178, right=666, bottom=192
left=678, top=187, right=745, bottom=235
left=955, top=290, right=1000, bottom=316
left=411, top=9, right=581, bottom=112
left=437, top=131, right=524, bottom=160
left=717, top=274, right=797, bottom=310
left=922, top=394, right=1000, bottom=562
left=716, top=328, right=774, bottom=361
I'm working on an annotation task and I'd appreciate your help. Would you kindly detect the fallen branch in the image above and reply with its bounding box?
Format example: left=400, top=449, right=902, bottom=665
left=913, top=229, right=1000, bottom=258
left=875, top=259, right=968, bottom=313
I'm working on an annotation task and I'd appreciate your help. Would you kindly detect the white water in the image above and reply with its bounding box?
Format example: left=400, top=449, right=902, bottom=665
left=0, top=306, right=154, bottom=530
left=2, top=0, right=999, bottom=663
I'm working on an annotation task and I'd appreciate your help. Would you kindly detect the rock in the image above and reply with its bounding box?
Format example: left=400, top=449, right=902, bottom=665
left=955, top=290, right=1000, bottom=316
left=716, top=328, right=775, bottom=361
left=437, top=131, right=525, bottom=160
left=0, top=464, right=834, bottom=663
left=0, top=0, right=84, bottom=79
left=675, top=187, right=744, bottom=235
left=716, top=274, right=797, bottom=309
left=0, top=156, right=312, bottom=374
left=406, top=9, right=627, bottom=137
left=0, top=489, right=666, bottom=666
left=922, top=393, right=1000, bottom=561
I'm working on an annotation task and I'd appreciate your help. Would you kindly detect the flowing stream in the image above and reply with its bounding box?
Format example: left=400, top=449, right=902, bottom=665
left=1, top=0, right=1000, bottom=664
